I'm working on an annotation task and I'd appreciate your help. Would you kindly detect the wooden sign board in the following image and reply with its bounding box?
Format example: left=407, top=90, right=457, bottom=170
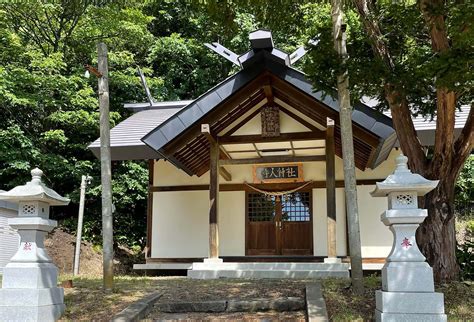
left=253, top=163, right=304, bottom=184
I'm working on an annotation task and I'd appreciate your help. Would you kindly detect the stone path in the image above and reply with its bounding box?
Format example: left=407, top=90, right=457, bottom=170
left=111, top=280, right=330, bottom=321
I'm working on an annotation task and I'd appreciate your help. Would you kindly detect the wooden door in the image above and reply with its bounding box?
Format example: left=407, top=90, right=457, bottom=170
left=280, top=192, right=313, bottom=255
left=246, top=191, right=313, bottom=256
left=246, top=194, right=278, bottom=255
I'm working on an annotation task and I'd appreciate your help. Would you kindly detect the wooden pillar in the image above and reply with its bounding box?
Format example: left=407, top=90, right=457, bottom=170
left=326, top=118, right=337, bottom=258
left=209, top=139, right=220, bottom=258
left=146, top=159, right=154, bottom=258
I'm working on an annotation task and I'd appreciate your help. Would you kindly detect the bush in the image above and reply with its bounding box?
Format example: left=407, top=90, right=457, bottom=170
left=456, top=219, right=474, bottom=280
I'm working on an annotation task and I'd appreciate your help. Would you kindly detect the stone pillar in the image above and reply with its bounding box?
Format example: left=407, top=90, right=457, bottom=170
left=0, top=168, right=70, bottom=321
left=371, top=155, right=446, bottom=321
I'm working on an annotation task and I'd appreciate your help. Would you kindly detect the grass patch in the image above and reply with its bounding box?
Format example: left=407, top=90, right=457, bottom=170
left=323, top=275, right=474, bottom=321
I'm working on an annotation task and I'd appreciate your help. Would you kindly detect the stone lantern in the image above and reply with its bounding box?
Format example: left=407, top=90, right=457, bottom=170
left=371, top=154, right=446, bottom=321
left=0, top=168, right=70, bottom=321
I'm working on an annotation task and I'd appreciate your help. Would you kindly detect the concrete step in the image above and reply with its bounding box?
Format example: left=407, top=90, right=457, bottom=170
left=191, top=262, right=349, bottom=271
left=187, top=269, right=349, bottom=279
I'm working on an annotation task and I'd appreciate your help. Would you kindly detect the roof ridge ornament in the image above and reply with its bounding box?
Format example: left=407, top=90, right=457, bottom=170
left=204, top=29, right=317, bottom=68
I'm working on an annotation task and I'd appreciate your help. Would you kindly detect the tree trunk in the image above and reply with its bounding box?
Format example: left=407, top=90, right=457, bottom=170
left=417, top=177, right=460, bottom=283
left=331, top=0, right=364, bottom=295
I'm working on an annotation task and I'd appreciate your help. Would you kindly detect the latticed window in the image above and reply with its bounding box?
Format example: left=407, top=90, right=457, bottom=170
left=248, top=194, right=276, bottom=222
left=281, top=192, right=311, bottom=222
left=247, top=192, right=311, bottom=222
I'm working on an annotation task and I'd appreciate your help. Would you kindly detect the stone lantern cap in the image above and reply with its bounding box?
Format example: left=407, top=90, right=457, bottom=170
left=371, top=154, right=438, bottom=197
left=0, top=168, right=70, bottom=206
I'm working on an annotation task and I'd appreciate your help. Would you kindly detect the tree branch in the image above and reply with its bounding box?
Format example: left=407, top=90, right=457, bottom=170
left=353, top=0, right=427, bottom=171
left=453, top=104, right=474, bottom=175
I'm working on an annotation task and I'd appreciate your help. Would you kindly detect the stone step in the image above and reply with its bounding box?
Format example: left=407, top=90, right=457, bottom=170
left=187, top=269, right=349, bottom=279
left=191, top=262, right=349, bottom=271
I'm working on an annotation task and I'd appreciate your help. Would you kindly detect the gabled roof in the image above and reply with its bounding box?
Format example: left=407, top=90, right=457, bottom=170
left=88, top=29, right=469, bottom=175
left=88, top=108, right=181, bottom=160
left=141, top=49, right=396, bottom=174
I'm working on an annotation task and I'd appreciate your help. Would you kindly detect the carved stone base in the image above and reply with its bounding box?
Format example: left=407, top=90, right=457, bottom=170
left=376, top=290, right=445, bottom=319
left=382, top=262, right=434, bottom=292
left=2, top=262, right=58, bottom=289
left=0, top=288, right=65, bottom=322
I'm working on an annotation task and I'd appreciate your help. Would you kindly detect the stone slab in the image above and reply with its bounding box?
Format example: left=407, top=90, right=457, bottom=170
left=203, top=258, right=224, bottom=264
left=376, top=290, right=445, bottom=314
left=187, top=269, right=349, bottom=279
left=306, top=283, right=328, bottom=322
left=323, top=257, right=342, bottom=264
left=0, top=287, right=64, bottom=306
left=155, top=301, right=227, bottom=313
left=112, top=292, right=162, bottom=322
left=382, top=262, right=434, bottom=292
left=375, top=310, right=447, bottom=322
left=191, top=262, right=349, bottom=271
left=226, top=297, right=304, bottom=312
left=2, top=263, right=58, bottom=288
left=0, top=303, right=65, bottom=322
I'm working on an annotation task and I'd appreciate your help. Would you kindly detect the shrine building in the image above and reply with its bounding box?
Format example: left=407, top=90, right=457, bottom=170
left=88, top=30, right=470, bottom=276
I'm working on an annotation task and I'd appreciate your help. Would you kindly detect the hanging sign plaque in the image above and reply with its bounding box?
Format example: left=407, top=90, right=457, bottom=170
left=253, top=163, right=304, bottom=184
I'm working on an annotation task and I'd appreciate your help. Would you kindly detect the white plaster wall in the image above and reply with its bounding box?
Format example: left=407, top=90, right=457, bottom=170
left=152, top=191, right=209, bottom=258
left=312, top=188, right=347, bottom=256
left=218, top=192, right=246, bottom=256
left=152, top=191, right=245, bottom=258
left=357, top=185, right=393, bottom=257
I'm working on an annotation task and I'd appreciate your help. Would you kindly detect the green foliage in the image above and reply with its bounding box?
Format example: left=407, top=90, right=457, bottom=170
left=456, top=220, right=474, bottom=280
left=455, top=156, right=474, bottom=217
left=0, top=0, right=253, bottom=249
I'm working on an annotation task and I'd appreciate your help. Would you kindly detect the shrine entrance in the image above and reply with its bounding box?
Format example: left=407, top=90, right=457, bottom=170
left=245, top=190, right=313, bottom=256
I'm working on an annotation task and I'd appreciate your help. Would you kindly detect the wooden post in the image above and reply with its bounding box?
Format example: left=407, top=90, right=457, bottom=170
left=326, top=118, right=337, bottom=259
left=209, top=139, right=220, bottom=259
left=146, top=159, right=154, bottom=258
left=98, top=42, right=114, bottom=290
left=331, top=0, right=364, bottom=294
left=73, top=175, right=89, bottom=276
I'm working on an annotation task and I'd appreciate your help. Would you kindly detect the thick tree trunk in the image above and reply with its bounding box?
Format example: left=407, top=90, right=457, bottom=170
left=417, top=177, right=459, bottom=282
left=354, top=0, right=473, bottom=283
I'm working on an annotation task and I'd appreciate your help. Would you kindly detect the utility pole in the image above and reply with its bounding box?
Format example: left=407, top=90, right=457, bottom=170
left=73, top=175, right=91, bottom=276
left=97, top=42, right=114, bottom=290
left=331, top=0, right=364, bottom=294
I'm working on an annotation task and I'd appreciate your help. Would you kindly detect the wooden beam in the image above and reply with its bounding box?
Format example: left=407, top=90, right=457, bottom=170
left=163, top=72, right=269, bottom=154
left=278, top=105, right=323, bottom=133
left=222, top=106, right=264, bottom=137
left=209, top=139, right=220, bottom=259
left=149, top=179, right=381, bottom=192
left=326, top=118, right=337, bottom=258
left=202, top=124, right=232, bottom=181
left=218, top=131, right=325, bottom=144
left=219, top=167, right=232, bottom=182
left=271, top=76, right=380, bottom=147
left=263, top=84, right=274, bottom=104
left=220, top=155, right=325, bottom=165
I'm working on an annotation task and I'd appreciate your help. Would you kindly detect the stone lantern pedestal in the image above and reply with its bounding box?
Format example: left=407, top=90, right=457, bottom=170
left=371, top=155, right=446, bottom=321
left=0, top=168, right=70, bottom=321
